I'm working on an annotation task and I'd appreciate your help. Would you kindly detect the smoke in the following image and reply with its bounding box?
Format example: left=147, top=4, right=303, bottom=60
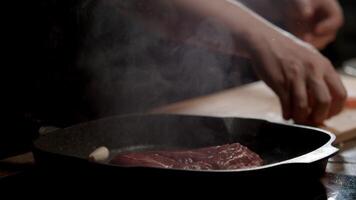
left=77, top=0, right=256, bottom=118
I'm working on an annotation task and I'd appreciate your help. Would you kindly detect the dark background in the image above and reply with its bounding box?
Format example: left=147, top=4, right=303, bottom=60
left=2, top=0, right=355, bottom=158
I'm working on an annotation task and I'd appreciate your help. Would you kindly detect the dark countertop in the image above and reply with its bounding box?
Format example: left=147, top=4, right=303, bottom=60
left=327, top=139, right=356, bottom=176
left=322, top=174, right=356, bottom=199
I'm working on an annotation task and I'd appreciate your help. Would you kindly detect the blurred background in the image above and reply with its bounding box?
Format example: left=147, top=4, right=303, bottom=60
left=2, top=0, right=356, bottom=158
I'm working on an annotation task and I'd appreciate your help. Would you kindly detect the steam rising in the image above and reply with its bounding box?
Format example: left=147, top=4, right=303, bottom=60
left=78, top=1, right=256, bottom=117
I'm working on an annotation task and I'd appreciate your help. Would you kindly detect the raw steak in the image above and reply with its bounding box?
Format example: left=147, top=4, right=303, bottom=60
left=110, top=143, right=263, bottom=170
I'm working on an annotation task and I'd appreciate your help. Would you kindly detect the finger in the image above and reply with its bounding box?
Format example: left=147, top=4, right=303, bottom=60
left=286, top=0, right=313, bottom=38
left=265, top=75, right=291, bottom=120
left=296, top=0, right=314, bottom=19
left=315, top=17, right=343, bottom=35
left=277, top=87, right=292, bottom=120
left=310, top=33, right=336, bottom=49
left=324, top=71, right=347, bottom=117
left=314, top=0, right=344, bottom=35
left=307, top=77, right=332, bottom=125
left=251, top=51, right=291, bottom=120
left=291, top=75, right=309, bottom=124
left=287, top=0, right=313, bottom=20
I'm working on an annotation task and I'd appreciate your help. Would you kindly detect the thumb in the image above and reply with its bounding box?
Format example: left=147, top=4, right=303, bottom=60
left=296, top=0, right=313, bottom=19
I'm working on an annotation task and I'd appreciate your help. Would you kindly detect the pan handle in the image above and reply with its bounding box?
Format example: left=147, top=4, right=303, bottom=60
left=286, top=145, right=339, bottom=164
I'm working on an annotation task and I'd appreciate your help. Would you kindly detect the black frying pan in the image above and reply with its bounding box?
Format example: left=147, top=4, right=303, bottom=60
left=32, top=114, right=338, bottom=180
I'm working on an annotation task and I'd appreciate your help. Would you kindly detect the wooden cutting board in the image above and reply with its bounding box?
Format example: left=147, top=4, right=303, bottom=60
left=153, top=75, right=356, bottom=144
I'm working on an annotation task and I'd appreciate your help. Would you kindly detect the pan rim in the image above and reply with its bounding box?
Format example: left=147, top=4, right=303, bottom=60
left=33, top=114, right=338, bottom=173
